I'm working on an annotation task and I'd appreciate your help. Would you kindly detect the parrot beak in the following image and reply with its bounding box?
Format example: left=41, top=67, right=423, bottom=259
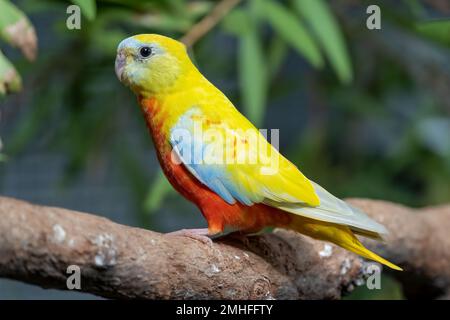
left=115, top=50, right=126, bottom=82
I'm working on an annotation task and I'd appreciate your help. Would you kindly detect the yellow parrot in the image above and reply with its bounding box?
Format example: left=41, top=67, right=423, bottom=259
left=115, top=34, right=402, bottom=271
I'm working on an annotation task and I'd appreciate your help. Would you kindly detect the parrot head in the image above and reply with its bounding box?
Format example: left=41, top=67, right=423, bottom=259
left=115, top=34, right=192, bottom=95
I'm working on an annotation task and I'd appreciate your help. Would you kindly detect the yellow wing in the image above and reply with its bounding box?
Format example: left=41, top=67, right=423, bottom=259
left=169, top=84, right=387, bottom=236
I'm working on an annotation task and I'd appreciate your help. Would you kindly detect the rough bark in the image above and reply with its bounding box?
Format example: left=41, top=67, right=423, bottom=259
left=0, top=196, right=448, bottom=299
left=350, top=199, right=450, bottom=299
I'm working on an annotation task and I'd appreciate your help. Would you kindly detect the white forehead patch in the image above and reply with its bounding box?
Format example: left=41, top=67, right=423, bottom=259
left=117, top=36, right=165, bottom=55
left=117, top=37, right=141, bottom=51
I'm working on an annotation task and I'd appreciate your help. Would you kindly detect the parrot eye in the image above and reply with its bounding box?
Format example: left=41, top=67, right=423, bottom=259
left=139, top=46, right=152, bottom=58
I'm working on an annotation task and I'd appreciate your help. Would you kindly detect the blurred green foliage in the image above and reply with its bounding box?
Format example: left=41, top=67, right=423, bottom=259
left=1, top=0, right=450, bottom=299
left=71, top=0, right=97, bottom=21
left=0, top=0, right=358, bottom=213
left=0, top=0, right=35, bottom=94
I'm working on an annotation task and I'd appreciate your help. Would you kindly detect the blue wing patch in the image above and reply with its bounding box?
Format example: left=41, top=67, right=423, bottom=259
left=170, top=108, right=254, bottom=206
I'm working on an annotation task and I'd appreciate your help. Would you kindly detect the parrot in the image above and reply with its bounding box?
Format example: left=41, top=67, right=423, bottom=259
left=115, top=34, right=402, bottom=271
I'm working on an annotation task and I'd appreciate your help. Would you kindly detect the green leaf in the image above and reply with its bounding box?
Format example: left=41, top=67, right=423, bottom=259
left=89, top=26, right=126, bottom=55
left=416, top=19, right=450, bottom=46
left=238, top=29, right=268, bottom=126
left=0, top=0, right=37, bottom=60
left=0, top=50, right=21, bottom=95
left=222, top=8, right=251, bottom=35
left=267, top=36, right=288, bottom=77
left=0, top=137, right=5, bottom=162
left=0, top=0, right=22, bottom=30
left=294, top=0, right=353, bottom=84
left=185, top=0, right=214, bottom=20
left=144, top=170, right=174, bottom=214
left=132, top=11, right=191, bottom=32
left=133, top=0, right=213, bottom=32
left=403, top=0, right=425, bottom=17
left=261, top=0, right=323, bottom=68
left=71, top=0, right=97, bottom=21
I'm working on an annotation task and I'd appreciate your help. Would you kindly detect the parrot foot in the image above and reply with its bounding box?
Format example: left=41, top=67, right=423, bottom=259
left=165, top=228, right=213, bottom=246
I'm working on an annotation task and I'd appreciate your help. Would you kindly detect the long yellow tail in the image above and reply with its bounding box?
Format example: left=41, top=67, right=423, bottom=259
left=289, top=216, right=403, bottom=271
left=331, top=231, right=403, bottom=271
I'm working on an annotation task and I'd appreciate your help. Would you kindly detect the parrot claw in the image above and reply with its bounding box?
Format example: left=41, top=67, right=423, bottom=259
left=165, top=228, right=213, bottom=246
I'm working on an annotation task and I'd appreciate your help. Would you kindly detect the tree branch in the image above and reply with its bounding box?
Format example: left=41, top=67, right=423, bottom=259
left=0, top=196, right=449, bottom=299
left=349, top=199, right=450, bottom=299
left=180, top=0, right=242, bottom=47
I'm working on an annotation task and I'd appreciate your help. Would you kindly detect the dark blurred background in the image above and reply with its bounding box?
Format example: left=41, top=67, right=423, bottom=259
left=0, top=0, right=449, bottom=299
